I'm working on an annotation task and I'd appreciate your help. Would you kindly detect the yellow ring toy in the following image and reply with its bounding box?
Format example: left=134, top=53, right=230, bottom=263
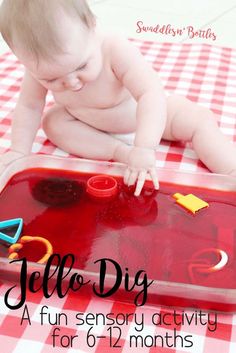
left=8, top=236, right=53, bottom=264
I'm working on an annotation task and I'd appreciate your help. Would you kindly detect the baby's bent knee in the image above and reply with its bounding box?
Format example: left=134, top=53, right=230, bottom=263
left=166, top=95, right=217, bottom=141
left=42, top=106, right=67, bottom=136
left=42, top=112, right=55, bottom=133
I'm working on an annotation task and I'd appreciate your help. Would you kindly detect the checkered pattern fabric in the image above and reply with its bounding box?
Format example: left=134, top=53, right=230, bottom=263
left=0, top=40, right=236, bottom=352
left=1, top=40, right=236, bottom=170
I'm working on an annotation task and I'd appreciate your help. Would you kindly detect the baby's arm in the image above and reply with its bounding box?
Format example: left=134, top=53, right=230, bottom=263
left=110, top=37, right=167, bottom=195
left=0, top=70, right=47, bottom=171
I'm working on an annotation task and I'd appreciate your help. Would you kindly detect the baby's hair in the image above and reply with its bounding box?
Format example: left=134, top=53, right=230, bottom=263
left=0, top=0, right=95, bottom=61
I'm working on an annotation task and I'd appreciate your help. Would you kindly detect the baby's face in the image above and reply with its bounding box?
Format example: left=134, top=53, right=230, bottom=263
left=16, top=15, right=103, bottom=92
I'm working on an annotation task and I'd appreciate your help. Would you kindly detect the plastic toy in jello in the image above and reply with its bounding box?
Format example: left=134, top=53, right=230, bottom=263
left=8, top=236, right=53, bottom=264
left=86, top=174, right=118, bottom=199
left=0, top=218, right=23, bottom=244
left=173, top=192, right=209, bottom=214
left=188, top=248, right=228, bottom=283
left=32, top=178, right=83, bottom=206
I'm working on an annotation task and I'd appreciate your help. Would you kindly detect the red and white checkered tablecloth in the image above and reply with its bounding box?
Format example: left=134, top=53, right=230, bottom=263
left=0, top=39, right=236, bottom=170
left=0, top=40, right=236, bottom=353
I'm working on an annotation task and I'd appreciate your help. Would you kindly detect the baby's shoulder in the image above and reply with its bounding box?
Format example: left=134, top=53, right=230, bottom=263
left=102, top=32, right=134, bottom=53
left=102, top=33, right=141, bottom=70
left=96, top=27, right=143, bottom=71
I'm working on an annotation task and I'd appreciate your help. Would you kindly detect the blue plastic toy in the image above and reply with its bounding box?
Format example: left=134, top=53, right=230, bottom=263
left=0, top=218, right=23, bottom=244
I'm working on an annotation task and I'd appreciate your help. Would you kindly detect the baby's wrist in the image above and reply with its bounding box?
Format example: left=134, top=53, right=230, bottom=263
left=113, top=142, right=132, bottom=164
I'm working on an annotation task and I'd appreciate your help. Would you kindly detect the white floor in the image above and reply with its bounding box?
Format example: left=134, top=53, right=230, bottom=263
left=0, top=0, right=236, bottom=54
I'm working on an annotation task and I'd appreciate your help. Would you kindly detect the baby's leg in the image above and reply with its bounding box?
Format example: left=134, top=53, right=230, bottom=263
left=163, top=95, right=236, bottom=174
left=42, top=105, right=132, bottom=163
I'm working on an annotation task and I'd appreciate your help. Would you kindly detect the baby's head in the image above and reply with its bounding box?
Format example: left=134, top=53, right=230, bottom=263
left=0, top=0, right=102, bottom=91
left=0, top=0, right=95, bottom=60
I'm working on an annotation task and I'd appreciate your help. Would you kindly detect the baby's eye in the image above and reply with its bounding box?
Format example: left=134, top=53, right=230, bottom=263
left=77, top=63, right=87, bottom=71
left=47, top=78, right=56, bottom=83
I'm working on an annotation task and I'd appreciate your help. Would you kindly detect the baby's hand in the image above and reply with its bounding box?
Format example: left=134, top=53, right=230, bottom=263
left=0, top=150, right=26, bottom=173
left=124, top=146, right=159, bottom=196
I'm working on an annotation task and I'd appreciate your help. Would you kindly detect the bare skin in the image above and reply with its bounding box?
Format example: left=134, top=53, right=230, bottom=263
left=1, top=12, right=236, bottom=195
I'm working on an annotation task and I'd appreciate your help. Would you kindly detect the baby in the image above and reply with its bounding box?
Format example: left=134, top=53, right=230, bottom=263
left=0, top=0, right=235, bottom=196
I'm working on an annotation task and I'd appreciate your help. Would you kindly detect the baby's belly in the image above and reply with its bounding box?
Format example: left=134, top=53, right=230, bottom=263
left=67, top=96, right=137, bottom=133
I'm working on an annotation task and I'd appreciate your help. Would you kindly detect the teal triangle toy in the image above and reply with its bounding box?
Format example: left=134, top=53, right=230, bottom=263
left=0, top=218, right=23, bottom=244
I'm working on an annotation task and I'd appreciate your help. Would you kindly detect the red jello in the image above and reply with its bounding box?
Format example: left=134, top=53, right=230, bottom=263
left=0, top=167, right=236, bottom=311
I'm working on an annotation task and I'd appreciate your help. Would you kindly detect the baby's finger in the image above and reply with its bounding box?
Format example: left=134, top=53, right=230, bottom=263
left=134, top=170, right=147, bottom=196
left=149, top=168, right=159, bottom=189
left=128, top=170, right=138, bottom=186
left=124, top=168, right=131, bottom=185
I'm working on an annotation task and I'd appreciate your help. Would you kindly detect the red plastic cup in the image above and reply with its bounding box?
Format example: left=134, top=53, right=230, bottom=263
left=86, top=175, right=118, bottom=199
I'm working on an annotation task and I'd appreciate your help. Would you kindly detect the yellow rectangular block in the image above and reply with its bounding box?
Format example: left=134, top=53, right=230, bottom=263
left=173, top=193, right=209, bottom=214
